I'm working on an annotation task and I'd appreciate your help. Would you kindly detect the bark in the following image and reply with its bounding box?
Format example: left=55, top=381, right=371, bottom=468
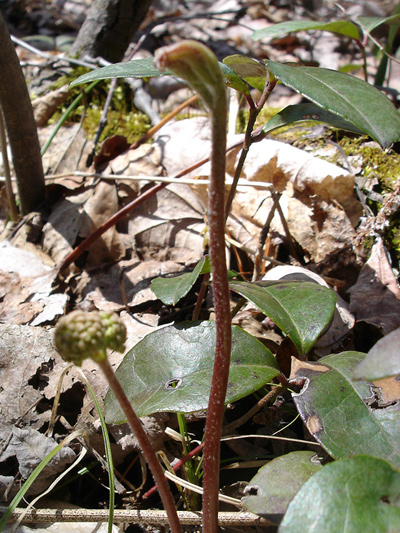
left=0, top=11, right=45, bottom=215
left=68, top=0, right=153, bottom=63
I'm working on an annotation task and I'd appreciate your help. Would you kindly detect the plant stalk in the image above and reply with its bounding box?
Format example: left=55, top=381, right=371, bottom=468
left=154, top=41, right=231, bottom=533
left=97, top=358, right=182, bottom=533
left=202, top=106, right=231, bottom=533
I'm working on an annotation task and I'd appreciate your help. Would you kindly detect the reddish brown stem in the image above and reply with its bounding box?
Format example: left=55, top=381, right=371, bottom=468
left=57, top=181, right=165, bottom=274
left=57, top=156, right=211, bottom=274
left=153, top=41, right=231, bottom=532
left=202, top=108, right=231, bottom=533
left=98, top=358, right=182, bottom=533
left=192, top=272, right=210, bottom=321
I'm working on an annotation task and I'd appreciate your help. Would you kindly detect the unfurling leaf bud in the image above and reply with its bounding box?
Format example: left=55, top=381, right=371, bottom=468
left=154, top=40, right=226, bottom=116
left=55, top=310, right=126, bottom=366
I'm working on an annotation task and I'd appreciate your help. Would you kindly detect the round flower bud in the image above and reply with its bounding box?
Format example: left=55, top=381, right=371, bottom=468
left=100, top=311, right=126, bottom=352
left=55, top=310, right=125, bottom=366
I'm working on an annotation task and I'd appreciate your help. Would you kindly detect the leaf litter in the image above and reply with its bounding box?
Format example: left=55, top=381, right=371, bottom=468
left=0, top=0, right=400, bottom=529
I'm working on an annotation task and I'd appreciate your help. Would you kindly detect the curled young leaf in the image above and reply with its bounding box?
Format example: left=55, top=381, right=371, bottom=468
left=154, top=40, right=226, bottom=115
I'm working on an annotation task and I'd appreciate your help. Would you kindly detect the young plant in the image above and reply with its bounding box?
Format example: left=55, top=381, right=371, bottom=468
left=54, top=310, right=182, bottom=533
left=147, top=256, right=400, bottom=531
left=154, top=40, right=231, bottom=532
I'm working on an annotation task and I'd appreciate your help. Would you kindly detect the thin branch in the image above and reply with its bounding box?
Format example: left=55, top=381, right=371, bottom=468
left=0, top=508, right=271, bottom=527
left=223, top=385, right=284, bottom=434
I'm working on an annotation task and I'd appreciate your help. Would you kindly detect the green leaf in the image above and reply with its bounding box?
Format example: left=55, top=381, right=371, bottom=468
left=229, top=280, right=336, bottom=357
left=266, top=60, right=400, bottom=148
left=150, top=256, right=210, bottom=306
left=150, top=256, right=241, bottom=305
left=223, top=55, right=267, bottom=92
left=219, top=62, right=251, bottom=96
left=339, top=63, right=364, bottom=74
left=262, top=102, right=364, bottom=135
left=357, top=14, right=400, bottom=34
left=280, top=455, right=400, bottom=533
left=291, top=352, right=400, bottom=470
left=69, top=57, right=171, bottom=87
left=104, top=321, right=279, bottom=422
left=242, top=451, right=323, bottom=523
left=253, top=20, right=360, bottom=41
left=70, top=55, right=253, bottom=97
left=353, top=327, right=400, bottom=380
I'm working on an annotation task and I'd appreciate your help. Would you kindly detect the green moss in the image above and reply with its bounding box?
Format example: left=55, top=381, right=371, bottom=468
left=236, top=106, right=280, bottom=134
left=255, top=106, right=281, bottom=129
left=238, top=106, right=333, bottom=147
left=82, top=108, right=150, bottom=143
left=48, top=67, right=150, bottom=142
left=391, top=228, right=400, bottom=252
left=388, top=211, right=400, bottom=264
left=337, top=136, right=400, bottom=263
left=338, top=136, right=400, bottom=191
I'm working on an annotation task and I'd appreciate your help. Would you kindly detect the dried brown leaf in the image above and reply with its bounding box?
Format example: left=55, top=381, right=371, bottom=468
left=128, top=183, right=205, bottom=258
left=0, top=242, right=66, bottom=325
left=349, top=238, right=400, bottom=335
left=32, top=85, right=70, bottom=127
left=0, top=324, right=69, bottom=450
left=79, top=180, right=125, bottom=266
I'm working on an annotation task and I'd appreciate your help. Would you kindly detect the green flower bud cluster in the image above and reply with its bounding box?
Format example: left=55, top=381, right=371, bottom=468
left=54, top=310, right=126, bottom=366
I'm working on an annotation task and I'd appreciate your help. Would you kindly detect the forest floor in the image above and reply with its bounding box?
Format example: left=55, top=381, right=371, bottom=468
left=0, top=1, right=400, bottom=532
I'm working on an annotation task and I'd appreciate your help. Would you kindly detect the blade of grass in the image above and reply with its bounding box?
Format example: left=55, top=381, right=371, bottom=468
left=11, top=447, right=88, bottom=532
left=41, top=80, right=99, bottom=156
left=78, top=369, right=115, bottom=533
